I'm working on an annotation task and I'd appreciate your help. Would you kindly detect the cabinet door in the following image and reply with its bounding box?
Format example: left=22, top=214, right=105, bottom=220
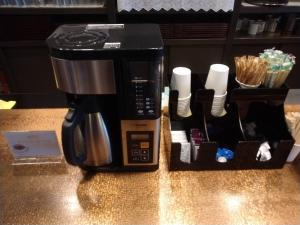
left=3, top=47, right=57, bottom=93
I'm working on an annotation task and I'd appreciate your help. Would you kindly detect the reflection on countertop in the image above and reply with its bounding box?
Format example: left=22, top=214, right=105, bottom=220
left=0, top=109, right=300, bottom=225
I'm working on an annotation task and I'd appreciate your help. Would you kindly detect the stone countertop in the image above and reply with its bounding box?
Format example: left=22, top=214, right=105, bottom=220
left=1, top=109, right=300, bottom=225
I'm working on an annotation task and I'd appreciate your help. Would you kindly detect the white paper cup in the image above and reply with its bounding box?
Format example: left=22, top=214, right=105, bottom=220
left=287, top=144, right=300, bottom=162
left=171, top=67, right=191, bottom=99
left=205, top=64, right=229, bottom=96
left=211, top=92, right=227, bottom=117
left=248, top=22, right=259, bottom=35
left=263, top=70, right=291, bottom=88
left=177, top=94, right=192, bottom=117
left=235, top=77, right=261, bottom=89
left=257, top=20, right=266, bottom=33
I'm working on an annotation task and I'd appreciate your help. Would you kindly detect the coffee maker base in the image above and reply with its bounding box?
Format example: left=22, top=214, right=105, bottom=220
left=79, top=164, right=159, bottom=172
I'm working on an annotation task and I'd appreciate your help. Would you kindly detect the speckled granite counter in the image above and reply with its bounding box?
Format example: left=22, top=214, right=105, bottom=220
left=1, top=109, right=300, bottom=225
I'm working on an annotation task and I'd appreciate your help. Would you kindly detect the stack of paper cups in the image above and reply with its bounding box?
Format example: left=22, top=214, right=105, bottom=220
left=171, top=67, right=192, bottom=117
left=205, top=64, right=229, bottom=117
left=211, top=92, right=227, bottom=117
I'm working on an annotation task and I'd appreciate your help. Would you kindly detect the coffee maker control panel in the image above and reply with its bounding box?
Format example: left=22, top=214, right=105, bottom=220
left=124, top=60, right=161, bottom=119
left=121, top=119, right=160, bottom=167
left=132, top=80, right=156, bottom=116
left=127, top=131, right=153, bottom=164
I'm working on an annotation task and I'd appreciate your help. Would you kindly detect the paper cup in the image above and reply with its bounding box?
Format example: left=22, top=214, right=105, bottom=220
left=177, top=94, right=192, bottom=117
left=235, top=77, right=261, bottom=89
left=171, top=67, right=191, bottom=99
left=263, top=70, right=290, bottom=88
left=287, top=144, right=300, bottom=162
left=205, top=64, right=229, bottom=95
left=211, top=92, right=227, bottom=117
left=257, top=20, right=266, bottom=33
left=248, top=22, right=259, bottom=35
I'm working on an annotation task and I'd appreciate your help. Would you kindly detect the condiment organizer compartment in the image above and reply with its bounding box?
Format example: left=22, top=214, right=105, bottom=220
left=164, top=76, right=295, bottom=171
left=230, top=87, right=295, bottom=169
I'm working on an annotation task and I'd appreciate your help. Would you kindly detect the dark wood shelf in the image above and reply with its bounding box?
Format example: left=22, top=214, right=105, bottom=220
left=0, top=41, right=46, bottom=47
left=233, top=32, right=300, bottom=44
left=164, top=38, right=226, bottom=46
left=0, top=6, right=107, bottom=15
left=240, top=2, right=300, bottom=14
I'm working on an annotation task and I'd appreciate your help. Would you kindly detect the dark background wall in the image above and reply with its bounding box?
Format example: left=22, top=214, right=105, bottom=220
left=0, top=0, right=300, bottom=108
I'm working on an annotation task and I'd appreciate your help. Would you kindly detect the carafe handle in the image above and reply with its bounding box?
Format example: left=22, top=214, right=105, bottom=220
left=62, top=107, right=87, bottom=165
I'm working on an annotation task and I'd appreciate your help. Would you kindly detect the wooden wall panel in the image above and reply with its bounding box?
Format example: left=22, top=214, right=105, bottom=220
left=168, top=45, right=225, bottom=80
left=3, top=47, right=57, bottom=93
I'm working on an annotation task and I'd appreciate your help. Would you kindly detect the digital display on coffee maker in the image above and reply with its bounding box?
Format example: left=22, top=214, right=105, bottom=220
left=131, top=134, right=150, bottom=140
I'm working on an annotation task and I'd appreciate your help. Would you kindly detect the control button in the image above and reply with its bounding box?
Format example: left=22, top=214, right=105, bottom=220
left=141, top=149, right=149, bottom=155
left=148, top=110, right=154, bottom=114
left=140, top=142, right=149, bottom=149
left=145, top=102, right=150, bottom=105
left=146, top=106, right=151, bottom=109
left=141, top=156, right=149, bottom=161
left=137, top=110, right=144, bottom=114
left=132, top=156, right=139, bottom=161
left=132, top=150, right=140, bottom=156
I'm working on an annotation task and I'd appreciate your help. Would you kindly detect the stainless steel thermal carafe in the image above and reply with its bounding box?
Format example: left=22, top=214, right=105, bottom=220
left=84, top=113, right=112, bottom=166
left=62, top=97, right=113, bottom=167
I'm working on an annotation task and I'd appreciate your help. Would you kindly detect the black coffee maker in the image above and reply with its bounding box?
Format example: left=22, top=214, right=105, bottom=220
left=47, top=24, right=164, bottom=171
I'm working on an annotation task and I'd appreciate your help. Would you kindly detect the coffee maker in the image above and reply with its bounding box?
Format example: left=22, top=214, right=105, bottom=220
left=47, top=24, right=163, bottom=171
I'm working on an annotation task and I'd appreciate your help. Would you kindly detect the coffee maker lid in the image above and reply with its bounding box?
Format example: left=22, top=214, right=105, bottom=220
left=47, top=24, right=163, bottom=59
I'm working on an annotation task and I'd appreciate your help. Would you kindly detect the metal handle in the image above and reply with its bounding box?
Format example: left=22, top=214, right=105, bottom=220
left=62, top=107, right=87, bottom=166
